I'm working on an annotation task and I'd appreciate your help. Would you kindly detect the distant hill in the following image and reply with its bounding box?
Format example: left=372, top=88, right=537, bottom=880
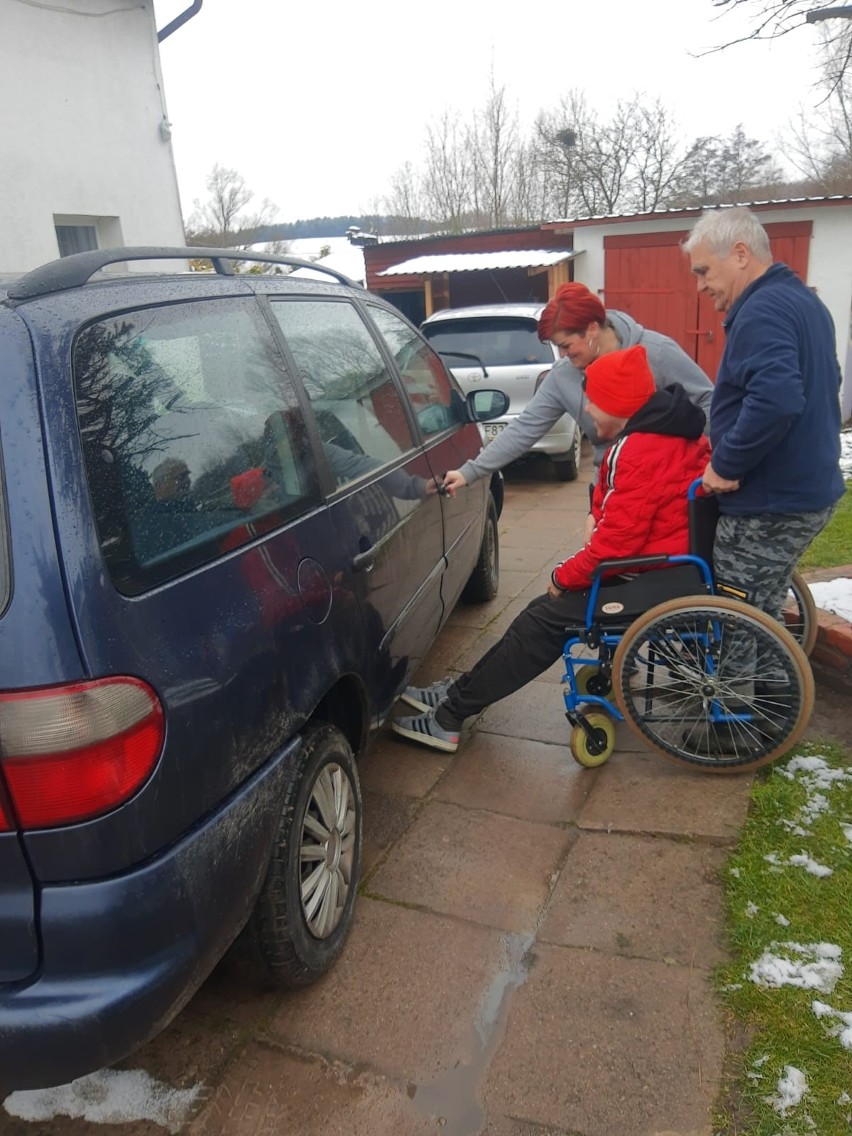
left=255, top=215, right=436, bottom=241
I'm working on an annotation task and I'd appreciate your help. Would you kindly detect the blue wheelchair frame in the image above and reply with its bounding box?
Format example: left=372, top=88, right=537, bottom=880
left=560, top=478, right=757, bottom=754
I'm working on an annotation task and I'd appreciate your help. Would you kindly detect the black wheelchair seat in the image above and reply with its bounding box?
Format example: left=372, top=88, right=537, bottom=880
left=592, top=563, right=710, bottom=623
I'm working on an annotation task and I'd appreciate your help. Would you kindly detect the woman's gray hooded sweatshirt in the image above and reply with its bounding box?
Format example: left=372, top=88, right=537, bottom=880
left=457, top=309, right=714, bottom=484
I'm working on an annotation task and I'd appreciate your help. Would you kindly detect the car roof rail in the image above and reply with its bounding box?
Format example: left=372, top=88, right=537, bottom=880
left=4, top=247, right=362, bottom=303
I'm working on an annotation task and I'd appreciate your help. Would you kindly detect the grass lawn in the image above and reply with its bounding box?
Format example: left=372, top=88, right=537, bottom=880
left=714, top=741, right=852, bottom=1134
left=799, top=482, right=852, bottom=571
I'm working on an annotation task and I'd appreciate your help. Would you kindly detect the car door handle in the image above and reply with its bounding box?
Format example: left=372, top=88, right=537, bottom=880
left=352, top=548, right=376, bottom=572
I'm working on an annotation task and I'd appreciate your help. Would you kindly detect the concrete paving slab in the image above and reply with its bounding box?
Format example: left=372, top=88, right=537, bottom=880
left=477, top=679, right=574, bottom=747
left=361, top=787, right=419, bottom=875
left=483, top=944, right=722, bottom=1136
left=367, top=801, right=573, bottom=933
left=188, top=1041, right=440, bottom=1136
left=264, top=898, right=504, bottom=1087
left=358, top=731, right=452, bottom=799
left=433, top=732, right=596, bottom=825
left=578, top=748, right=754, bottom=843
left=539, top=832, right=728, bottom=968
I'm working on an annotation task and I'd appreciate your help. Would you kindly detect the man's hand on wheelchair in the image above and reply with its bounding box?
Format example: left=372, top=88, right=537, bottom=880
left=702, top=461, right=740, bottom=495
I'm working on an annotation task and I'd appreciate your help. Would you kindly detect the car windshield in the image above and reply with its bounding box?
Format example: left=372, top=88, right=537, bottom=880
left=422, top=317, right=553, bottom=368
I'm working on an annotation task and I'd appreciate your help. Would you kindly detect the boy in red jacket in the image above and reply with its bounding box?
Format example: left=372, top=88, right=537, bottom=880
left=392, top=344, right=711, bottom=753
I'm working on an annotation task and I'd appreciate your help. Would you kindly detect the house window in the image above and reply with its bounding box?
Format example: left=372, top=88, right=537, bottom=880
left=55, top=224, right=99, bottom=257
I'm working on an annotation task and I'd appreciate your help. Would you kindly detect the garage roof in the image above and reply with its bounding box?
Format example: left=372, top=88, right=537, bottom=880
left=376, top=249, right=579, bottom=276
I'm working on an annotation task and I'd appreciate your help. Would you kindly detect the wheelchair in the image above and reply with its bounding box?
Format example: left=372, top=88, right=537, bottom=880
left=560, top=480, right=816, bottom=774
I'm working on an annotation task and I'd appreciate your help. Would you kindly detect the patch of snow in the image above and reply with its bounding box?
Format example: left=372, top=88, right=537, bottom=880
left=775, top=913, right=791, bottom=927
left=3, top=1070, right=203, bottom=1133
left=808, top=579, right=852, bottom=622
left=729, top=866, right=741, bottom=877
left=839, top=1090, right=852, bottom=1104
left=840, top=430, right=852, bottom=478
left=842, top=824, right=852, bottom=845
left=778, top=756, right=852, bottom=838
left=812, top=999, right=852, bottom=1050
left=748, top=941, right=843, bottom=993
left=764, top=1064, right=808, bottom=1117
left=788, top=852, right=834, bottom=877
left=745, top=901, right=759, bottom=918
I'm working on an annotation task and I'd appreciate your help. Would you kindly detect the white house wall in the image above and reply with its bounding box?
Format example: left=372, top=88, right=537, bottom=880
left=571, top=206, right=852, bottom=420
left=0, top=0, right=185, bottom=275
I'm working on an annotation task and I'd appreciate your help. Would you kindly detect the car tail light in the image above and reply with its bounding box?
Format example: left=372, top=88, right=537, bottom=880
left=0, top=677, right=164, bottom=829
left=534, top=368, right=552, bottom=394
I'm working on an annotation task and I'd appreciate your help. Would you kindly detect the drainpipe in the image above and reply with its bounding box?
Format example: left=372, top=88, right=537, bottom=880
left=157, top=1, right=203, bottom=42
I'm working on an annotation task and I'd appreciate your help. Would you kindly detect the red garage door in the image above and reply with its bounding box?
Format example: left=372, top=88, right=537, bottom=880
left=603, top=222, right=812, bottom=380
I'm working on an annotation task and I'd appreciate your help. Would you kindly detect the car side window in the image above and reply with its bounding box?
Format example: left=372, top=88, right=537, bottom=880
left=74, top=298, right=320, bottom=595
left=269, top=299, right=417, bottom=490
left=367, top=305, right=462, bottom=437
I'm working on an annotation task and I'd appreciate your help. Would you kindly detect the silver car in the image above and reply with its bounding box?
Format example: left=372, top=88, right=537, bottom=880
left=421, top=303, right=583, bottom=481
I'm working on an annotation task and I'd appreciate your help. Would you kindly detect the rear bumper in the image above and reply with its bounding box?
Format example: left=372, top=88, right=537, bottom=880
left=0, top=736, right=298, bottom=1095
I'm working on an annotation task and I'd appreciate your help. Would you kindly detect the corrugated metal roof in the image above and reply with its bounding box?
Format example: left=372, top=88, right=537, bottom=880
left=377, top=249, right=578, bottom=276
left=546, top=195, right=852, bottom=228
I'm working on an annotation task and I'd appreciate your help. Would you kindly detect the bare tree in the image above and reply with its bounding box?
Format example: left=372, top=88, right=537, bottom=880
left=708, top=2, right=852, bottom=85
left=785, top=25, right=852, bottom=187
left=185, top=164, right=282, bottom=250
left=422, top=112, right=474, bottom=232
left=383, top=161, right=427, bottom=236
left=469, top=75, right=521, bottom=228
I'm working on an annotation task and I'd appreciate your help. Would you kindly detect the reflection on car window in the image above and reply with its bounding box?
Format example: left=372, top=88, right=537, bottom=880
left=270, top=299, right=417, bottom=489
left=422, top=317, right=553, bottom=368
left=74, top=298, right=320, bottom=594
left=367, top=306, right=461, bottom=437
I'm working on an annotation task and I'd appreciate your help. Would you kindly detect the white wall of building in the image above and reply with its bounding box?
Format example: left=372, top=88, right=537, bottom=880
left=570, top=204, right=852, bottom=419
left=0, top=0, right=186, bottom=275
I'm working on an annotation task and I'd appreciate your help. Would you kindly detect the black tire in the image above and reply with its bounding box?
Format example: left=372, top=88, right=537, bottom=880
left=461, top=495, right=499, bottom=603
left=611, top=596, right=814, bottom=774
left=248, top=724, right=362, bottom=987
left=551, top=427, right=583, bottom=482
left=784, top=570, right=818, bottom=656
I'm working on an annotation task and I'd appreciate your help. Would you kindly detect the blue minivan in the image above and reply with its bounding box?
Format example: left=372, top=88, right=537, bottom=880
left=0, top=248, right=504, bottom=1093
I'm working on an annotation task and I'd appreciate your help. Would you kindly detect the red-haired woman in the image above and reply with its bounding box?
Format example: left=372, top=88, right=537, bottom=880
left=440, top=281, right=712, bottom=495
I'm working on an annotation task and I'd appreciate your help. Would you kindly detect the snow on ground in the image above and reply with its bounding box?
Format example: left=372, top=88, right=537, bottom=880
left=287, top=236, right=366, bottom=284
left=764, top=1065, right=809, bottom=1118
left=3, top=1070, right=203, bottom=1133
left=748, top=941, right=843, bottom=993
left=812, top=1000, right=852, bottom=1050
left=777, top=754, right=852, bottom=837
left=841, top=430, right=852, bottom=478
left=809, top=578, right=852, bottom=621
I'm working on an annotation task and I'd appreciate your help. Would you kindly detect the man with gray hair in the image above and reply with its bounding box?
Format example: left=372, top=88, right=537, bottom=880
left=684, top=207, right=844, bottom=683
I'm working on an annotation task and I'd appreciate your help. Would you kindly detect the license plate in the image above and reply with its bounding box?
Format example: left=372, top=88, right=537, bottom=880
left=483, top=423, right=506, bottom=442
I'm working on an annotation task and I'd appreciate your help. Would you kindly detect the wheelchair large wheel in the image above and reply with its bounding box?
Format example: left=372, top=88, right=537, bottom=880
left=784, top=570, right=818, bottom=657
left=611, top=596, right=814, bottom=773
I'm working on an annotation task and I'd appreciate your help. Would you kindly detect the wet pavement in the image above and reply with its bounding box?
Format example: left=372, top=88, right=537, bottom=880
left=4, top=455, right=851, bottom=1136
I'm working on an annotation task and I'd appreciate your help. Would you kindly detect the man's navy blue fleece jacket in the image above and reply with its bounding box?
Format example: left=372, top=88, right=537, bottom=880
left=710, top=262, right=845, bottom=516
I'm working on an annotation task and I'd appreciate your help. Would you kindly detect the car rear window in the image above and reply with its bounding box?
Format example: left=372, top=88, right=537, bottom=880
left=73, top=297, right=321, bottom=595
left=422, top=317, right=553, bottom=368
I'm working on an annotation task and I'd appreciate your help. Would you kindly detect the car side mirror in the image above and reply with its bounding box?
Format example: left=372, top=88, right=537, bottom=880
left=467, top=390, right=510, bottom=423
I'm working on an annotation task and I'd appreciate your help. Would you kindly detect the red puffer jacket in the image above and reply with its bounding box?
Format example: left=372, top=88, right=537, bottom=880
left=554, top=389, right=711, bottom=591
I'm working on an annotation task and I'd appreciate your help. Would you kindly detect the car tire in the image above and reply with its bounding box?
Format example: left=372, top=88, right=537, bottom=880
left=248, top=724, right=362, bottom=988
left=551, top=427, right=583, bottom=482
left=461, top=495, right=499, bottom=603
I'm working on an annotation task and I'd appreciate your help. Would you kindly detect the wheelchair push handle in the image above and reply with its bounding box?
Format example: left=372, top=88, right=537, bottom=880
left=688, top=477, right=705, bottom=501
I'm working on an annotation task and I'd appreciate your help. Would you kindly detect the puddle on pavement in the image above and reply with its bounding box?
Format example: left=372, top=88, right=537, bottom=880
left=407, top=930, right=534, bottom=1135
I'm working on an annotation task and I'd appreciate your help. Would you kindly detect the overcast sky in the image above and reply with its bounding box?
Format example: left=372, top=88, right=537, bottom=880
left=153, top=0, right=830, bottom=224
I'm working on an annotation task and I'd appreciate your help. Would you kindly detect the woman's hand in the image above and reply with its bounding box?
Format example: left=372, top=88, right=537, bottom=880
left=441, top=469, right=467, bottom=497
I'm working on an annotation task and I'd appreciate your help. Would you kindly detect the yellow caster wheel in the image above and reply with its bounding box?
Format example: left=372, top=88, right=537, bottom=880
left=574, top=665, right=613, bottom=698
left=570, top=713, right=616, bottom=768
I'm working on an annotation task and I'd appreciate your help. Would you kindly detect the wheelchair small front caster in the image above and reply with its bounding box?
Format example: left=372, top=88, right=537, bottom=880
left=570, top=712, right=616, bottom=768
left=574, top=665, right=613, bottom=698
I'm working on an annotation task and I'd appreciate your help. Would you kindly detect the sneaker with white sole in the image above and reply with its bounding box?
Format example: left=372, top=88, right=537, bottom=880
left=391, top=710, right=460, bottom=753
left=399, top=676, right=454, bottom=713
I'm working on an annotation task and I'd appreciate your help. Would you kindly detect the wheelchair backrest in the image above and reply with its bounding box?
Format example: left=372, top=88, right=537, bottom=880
left=688, top=492, right=720, bottom=568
